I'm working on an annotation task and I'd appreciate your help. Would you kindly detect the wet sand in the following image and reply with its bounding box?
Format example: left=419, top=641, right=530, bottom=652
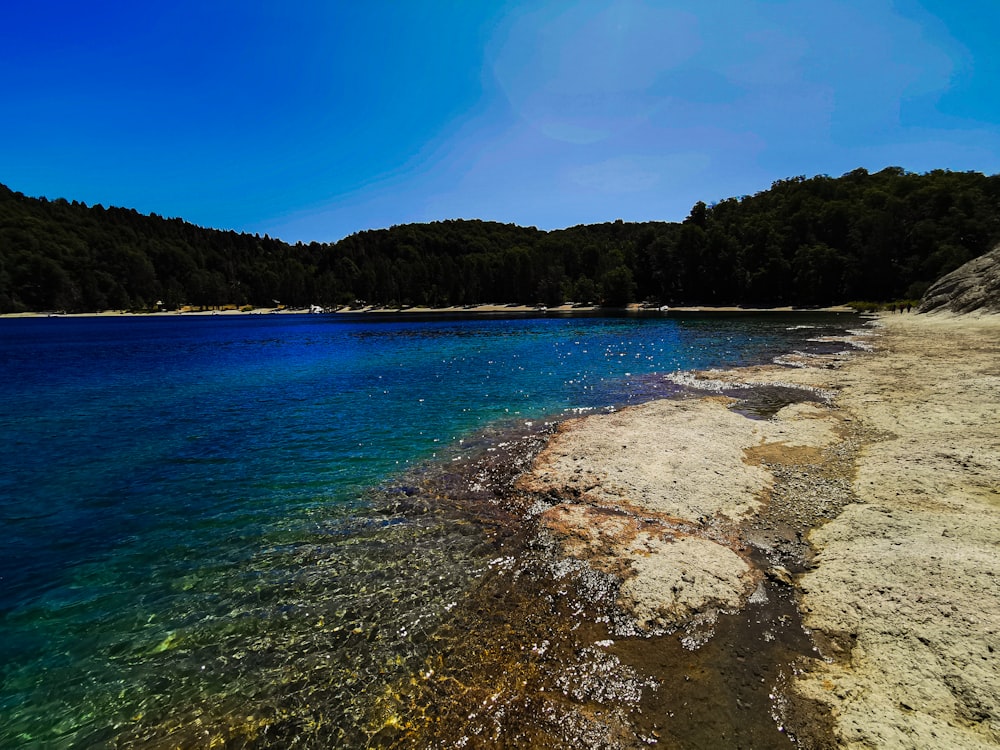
left=517, top=312, right=1000, bottom=747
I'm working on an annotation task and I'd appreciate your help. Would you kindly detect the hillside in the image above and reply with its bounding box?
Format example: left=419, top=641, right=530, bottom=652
left=2, top=167, right=999, bottom=313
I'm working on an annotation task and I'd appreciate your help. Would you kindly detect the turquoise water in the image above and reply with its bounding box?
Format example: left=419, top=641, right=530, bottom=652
left=0, top=312, right=855, bottom=747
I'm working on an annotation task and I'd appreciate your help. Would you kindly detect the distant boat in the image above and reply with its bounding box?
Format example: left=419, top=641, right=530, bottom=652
left=659, top=305, right=670, bottom=312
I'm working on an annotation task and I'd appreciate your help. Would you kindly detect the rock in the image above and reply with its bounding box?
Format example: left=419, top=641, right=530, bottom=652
left=794, top=314, right=1000, bottom=749
left=919, top=245, right=1000, bottom=314
left=536, top=503, right=759, bottom=631
left=620, top=535, right=757, bottom=629
left=766, top=565, right=794, bottom=586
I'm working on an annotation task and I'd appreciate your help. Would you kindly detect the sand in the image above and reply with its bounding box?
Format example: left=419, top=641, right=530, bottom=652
left=0, top=303, right=855, bottom=319
left=519, top=311, right=1000, bottom=747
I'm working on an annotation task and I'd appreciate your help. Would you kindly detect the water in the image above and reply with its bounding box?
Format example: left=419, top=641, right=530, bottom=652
left=0, top=312, right=856, bottom=747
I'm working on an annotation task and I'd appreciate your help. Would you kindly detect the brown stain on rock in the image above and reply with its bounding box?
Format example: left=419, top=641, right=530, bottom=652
left=745, top=441, right=828, bottom=467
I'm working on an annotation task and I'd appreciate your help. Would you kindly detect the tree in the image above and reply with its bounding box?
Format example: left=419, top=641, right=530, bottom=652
left=792, top=244, right=848, bottom=305
left=600, top=266, right=636, bottom=306
left=2, top=168, right=999, bottom=312
left=572, top=276, right=598, bottom=305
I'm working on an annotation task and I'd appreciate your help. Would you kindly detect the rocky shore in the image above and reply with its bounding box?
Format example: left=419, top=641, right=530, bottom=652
left=519, top=312, right=1000, bottom=748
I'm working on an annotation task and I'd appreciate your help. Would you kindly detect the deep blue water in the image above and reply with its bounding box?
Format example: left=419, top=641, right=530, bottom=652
left=0, top=311, right=855, bottom=747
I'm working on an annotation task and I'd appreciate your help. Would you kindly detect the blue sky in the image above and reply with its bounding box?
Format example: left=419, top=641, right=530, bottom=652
left=2, top=1, right=998, bottom=243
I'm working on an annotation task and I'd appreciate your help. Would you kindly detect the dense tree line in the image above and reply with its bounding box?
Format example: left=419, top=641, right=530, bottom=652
left=1, top=167, right=998, bottom=313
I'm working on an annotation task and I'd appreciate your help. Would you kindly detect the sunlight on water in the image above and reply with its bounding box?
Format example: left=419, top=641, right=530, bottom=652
left=0, top=312, right=857, bottom=747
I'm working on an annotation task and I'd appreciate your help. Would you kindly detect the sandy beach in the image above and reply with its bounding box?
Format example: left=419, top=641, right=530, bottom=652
left=520, top=311, right=1000, bottom=747
left=0, top=303, right=856, bottom=319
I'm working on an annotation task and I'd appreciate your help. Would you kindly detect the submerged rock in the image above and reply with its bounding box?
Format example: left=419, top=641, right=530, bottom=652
left=919, top=245, right=1000, bottom=314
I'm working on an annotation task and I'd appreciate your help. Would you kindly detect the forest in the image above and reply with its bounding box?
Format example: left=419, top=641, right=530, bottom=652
left=1, top=167, right=998, bottom=313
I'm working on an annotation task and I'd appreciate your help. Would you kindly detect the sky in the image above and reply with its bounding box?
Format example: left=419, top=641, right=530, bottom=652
left=1, top=0, right=998, bottom=244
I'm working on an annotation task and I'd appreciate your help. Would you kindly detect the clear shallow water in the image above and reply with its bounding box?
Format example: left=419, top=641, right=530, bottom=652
left=0, top=312, right=855, bottom=747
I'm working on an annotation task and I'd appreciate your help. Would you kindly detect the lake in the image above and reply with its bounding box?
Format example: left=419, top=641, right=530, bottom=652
left=0, top=311, right=857, bottom=747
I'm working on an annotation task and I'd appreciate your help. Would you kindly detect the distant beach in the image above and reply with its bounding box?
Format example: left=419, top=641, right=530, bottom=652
left=0, top=302, right=856, bottom=319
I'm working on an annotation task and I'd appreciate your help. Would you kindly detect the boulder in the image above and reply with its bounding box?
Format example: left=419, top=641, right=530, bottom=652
left=919, top=245, right=1000, bottom=313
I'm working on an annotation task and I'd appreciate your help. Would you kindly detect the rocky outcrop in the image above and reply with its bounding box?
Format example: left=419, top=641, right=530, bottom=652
left=518, top=395, right=846, bottom=634
left=919, top=245, right=1000, bottom=313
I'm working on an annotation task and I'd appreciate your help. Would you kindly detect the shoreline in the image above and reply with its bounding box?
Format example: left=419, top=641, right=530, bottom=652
left=514, top=311, right=1000, bottom=747
left=5, top=308, right=993, bottom=747
left=0, top=303, right=857, bottom=319
left=793, top=312, right=1000, bottom=748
